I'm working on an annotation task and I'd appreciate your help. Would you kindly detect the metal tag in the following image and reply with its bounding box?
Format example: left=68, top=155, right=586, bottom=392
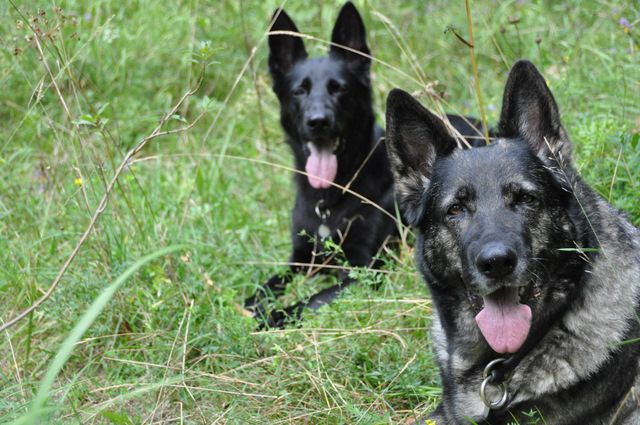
left=318, top=224, right=331, bottom=239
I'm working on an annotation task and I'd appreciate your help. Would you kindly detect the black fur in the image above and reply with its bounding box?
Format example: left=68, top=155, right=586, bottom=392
left=387, top=60, right=640, bottom=424
left=249, top=3, right=483, bottom=329
left=245, top=2, right=396, bottom=328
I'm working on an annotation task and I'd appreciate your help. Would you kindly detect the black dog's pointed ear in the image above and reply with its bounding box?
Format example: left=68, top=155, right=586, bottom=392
left=330, top=2, right=370, bottom=69
left=498, top=60, right=571, bottom=163
left=268, top=9, right=307, bottom=78
left=386, top=89, right=457, bottom=225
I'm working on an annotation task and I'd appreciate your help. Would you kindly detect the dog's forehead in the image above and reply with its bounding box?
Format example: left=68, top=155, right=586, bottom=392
left=437, top=139, right=538, bottom=192
left=290, top=57, right=346, bottom=83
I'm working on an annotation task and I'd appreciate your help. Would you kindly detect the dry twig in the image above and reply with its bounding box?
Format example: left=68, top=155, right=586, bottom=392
left=0, top=35, right=205, bottom=333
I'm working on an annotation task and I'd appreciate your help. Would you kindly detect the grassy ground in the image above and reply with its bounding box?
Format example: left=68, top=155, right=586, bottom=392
left=0, top=0, right=638, bottom=423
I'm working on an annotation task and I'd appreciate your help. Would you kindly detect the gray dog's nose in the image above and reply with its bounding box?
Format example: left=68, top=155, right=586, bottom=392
left=476, top=242, right=517, bottom=279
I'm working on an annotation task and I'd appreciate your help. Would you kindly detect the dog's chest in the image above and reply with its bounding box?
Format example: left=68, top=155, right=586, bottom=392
left=301, top=196, right=366, bottom=238
left=313, top=199, right=334, bottom=238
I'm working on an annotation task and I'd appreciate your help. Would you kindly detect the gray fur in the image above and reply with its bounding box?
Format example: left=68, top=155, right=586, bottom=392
left=388, top=61, right=640, bottom=424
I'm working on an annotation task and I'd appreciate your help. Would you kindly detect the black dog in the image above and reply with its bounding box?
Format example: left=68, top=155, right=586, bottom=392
left=244, top=2, right=398, bottom=328
left=247, top=2, right=483, bottom=328
left=386, top=60, right=640, bottom=424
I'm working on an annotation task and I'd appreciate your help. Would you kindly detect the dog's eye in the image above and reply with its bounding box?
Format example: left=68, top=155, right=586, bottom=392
left=327, top=79, right=345, bottom=95
left=447, top=204, right=465, bottom=216
left=517, top=193, right=536, bottom=204
left=293, top=79, right=310, bottom=96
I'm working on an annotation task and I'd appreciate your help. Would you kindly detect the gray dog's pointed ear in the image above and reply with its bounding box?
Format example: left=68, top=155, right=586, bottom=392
left=268, top=9, right=307, bottom=78
left=330, top=2, right=370, bottom=70
left=385, top=89, right=457, bottom=225
left=498, top=60, right=571, bottom=164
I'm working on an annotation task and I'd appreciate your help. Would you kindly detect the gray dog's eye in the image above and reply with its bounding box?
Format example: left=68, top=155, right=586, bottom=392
left=447, top=204, right=464, bottom=216
left=517, top=193, right=535, bottom=204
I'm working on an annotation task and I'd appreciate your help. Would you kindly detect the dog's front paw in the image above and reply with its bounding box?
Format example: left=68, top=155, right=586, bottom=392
left=257, top=303, right=304, bottom=330
left=244, top=295, right=269, bottom=321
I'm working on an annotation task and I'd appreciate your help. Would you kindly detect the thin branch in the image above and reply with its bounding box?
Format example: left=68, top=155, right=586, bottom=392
left=239, top=260, right=418, bottom=277
left=445, top=25, right=473, bottom=48
left=0, top=65, right=205, bottom=334
left=220, top=153, right=402, bottom=224
left=267, top=30, right=424, bottom=88
left=465, top=0, right=490, bottom=144
left=240, top=0, right=268, bottom=144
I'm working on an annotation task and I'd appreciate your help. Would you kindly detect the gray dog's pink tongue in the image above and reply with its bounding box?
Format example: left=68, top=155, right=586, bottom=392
left=305, top=143, right=337, bottom=189
left=475, top=287, right=532, bottom=353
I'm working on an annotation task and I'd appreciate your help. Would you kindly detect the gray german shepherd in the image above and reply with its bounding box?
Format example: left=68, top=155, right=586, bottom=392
left=385, top=60, right=640, bottom=424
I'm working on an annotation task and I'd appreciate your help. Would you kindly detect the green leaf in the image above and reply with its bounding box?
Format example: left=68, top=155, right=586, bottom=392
left=170, top=114, right=187, bottom=123
left=100, top=410, right=134, bottom=425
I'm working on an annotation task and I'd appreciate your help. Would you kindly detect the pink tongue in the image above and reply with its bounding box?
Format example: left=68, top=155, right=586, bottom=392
left=475, top=287, right=532, bottom=354
left=305, top=143, right=337, bottom=189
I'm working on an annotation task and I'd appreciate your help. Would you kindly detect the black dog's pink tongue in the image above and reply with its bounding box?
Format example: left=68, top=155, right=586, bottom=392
left=305, top=143, right=337, bottom=189
left=475, top=287, right=531, bottom=353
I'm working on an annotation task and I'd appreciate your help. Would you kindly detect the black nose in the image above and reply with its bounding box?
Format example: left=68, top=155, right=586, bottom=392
left=306, top=114, right=331, bottom=132
left=476, top=242, right=517, bottom=279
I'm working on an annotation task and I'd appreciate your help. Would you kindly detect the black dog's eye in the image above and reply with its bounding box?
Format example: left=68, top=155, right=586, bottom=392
left=447, top=204, right=465, bottom=217
left=327, top=79, right=345, bottom=95
left=293, top=79, right=310, bottom=96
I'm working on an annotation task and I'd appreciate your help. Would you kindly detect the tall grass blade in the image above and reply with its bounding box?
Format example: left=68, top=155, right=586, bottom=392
left=14, top=244, right=188, bottom=425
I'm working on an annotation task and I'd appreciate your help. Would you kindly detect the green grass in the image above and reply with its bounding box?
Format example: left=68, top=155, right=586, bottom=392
left=0, top=0, right=638, bottom=423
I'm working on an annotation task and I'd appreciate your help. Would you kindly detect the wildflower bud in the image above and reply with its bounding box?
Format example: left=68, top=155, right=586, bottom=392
left=508, top=16, right=520, bottom=25
left=535, top=35, right=542, bottom=45
left=499, top=25, right=506, bottom=34
left=619, top=18, right=631, bottom=30
left=619, top=18, right=631, bottom=34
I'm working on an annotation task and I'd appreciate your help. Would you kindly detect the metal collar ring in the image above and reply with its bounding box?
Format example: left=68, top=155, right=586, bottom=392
left=315, top=199, right=330, bottom=221
left=479, top=357, right=510, bottom=410
left=479, top=376, right=508, bottom=409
